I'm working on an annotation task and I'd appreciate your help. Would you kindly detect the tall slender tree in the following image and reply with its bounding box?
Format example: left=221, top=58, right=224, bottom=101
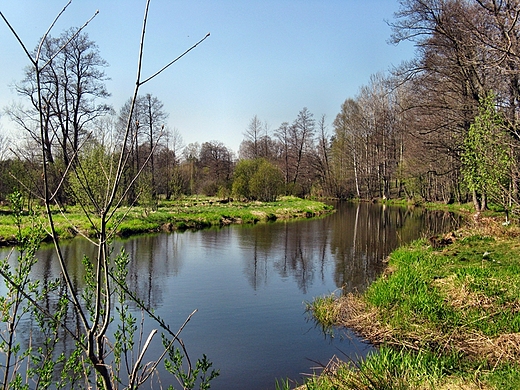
left=289, top=107, right=315, bottom=194
left=142, top=93, right=168, bottom=200
left=274, top=121, right=291, bottom=192
left=332, top=98, right=363, bottom=198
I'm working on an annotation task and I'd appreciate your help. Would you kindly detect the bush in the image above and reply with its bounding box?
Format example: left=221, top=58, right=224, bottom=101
left=233, top=158, right=283, bottom=202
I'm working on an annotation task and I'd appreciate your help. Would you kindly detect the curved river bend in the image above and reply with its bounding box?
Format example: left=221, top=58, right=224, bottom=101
left=0, top=202, right=459, bottom=389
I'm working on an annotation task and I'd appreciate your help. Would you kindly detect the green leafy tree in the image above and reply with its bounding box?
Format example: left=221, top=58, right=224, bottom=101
left=233, top=158, right=283, bottom=202
left=462, top=93, right=512, bottom=215
left=68, top=141, right=118, bottom=214
left=250, top=159, right=283, bottom=202
left=232, top=159, right=257, bottom=200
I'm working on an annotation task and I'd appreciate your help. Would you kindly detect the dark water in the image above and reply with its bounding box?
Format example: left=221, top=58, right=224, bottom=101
left=0, top=202, right=459, bottom=389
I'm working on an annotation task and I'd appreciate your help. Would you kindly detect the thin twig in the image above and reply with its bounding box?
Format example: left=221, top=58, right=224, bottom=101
left=136, top=310, right=198, bottom=386
left=40, top=10, right=100, bottom=71
left=105, top=0, right=152, bottom=214
left=0, top=267, right=85, bottom=348
left=0, top=11, right=36, bottom=65
left=49, top=133, right=94, bottom=204
left=139, top=32, right=210, bottom=85
left=106, top=131, right=163, bottom=225
left=35, top=0, right=73, bottom=63
left=128, top=329, right=157, bottom=390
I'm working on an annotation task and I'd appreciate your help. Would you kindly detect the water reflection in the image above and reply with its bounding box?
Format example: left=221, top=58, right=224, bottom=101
left=333, top=204, right=458, bottom=291
left=238, top=202, right=459, bottom=295
left=124, top=234, right=183, bottom=309
left=241, top=220, right=333, bottom=294
left=3, top=203, right=458, bottom=304
left=0, top=202, right=460, bottom=390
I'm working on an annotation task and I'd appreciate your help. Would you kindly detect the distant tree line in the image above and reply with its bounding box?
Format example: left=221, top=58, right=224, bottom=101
left=3, top=0, right=520, bottom=215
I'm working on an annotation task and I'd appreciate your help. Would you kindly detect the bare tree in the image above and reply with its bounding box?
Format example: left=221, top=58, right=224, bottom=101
left=182, top=141, right=200, bottom=195
left=142, top=93, right=168, bottom=200
left=114, top=94, right=167, bottom=206
left=289, top=107, right=315, bottom=195
left=390, top=0, right=492, bottom=204
left=274, top=121, right=291, bottom=192
left=116, top=97, right=146, bottom=204
left=240, top=115, right=263, bottom=159
left=314, top=115, right=335, bottom=197
left=199, top=140, right=234, bottom=196
left=0, top=127, right=10, bottom=161
left=333, top=98, right=364, bottom=198
left=239, top=116, right=276, bottom=160
left=158, top=127, right=184, bottom=199
left=9, top=28, right=111, bottom=170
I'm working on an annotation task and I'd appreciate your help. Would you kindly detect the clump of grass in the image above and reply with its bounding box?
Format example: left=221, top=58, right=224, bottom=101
left=117, top=219, right=160, bottom=237
left=306, top=293, right=341, bottom=329
left=274, top=377, right=294, bottom=390
left=302, top=346, right=477, bottom=390
left=363, top=243, right=455, bottom=335
left=483, top=362, right=520, bottom=390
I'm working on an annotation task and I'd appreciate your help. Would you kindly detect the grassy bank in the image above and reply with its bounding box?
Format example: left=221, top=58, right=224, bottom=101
left=304, top=216, right=520, bottom=389
left=0, top=196, right=333, bottom=245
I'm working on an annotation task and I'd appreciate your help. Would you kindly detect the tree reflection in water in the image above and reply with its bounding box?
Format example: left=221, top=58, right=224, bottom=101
left=0, top=202, right=460, bottom=390
left=240, top=202, right=460, bottom=294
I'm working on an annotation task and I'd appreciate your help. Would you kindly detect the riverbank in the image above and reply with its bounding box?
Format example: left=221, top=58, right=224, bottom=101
left=0, top=196, right=333, bottom=246
left=305, top=214, right=520, bottom=389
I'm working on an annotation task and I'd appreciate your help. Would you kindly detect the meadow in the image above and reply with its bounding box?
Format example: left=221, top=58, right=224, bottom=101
left=0, top=196, right=333, bottom=245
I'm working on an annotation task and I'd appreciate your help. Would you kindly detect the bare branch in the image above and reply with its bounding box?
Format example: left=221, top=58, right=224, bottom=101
left=128, top=329, right=157, bottom=390
left=106, top=0, right=151, bottom=213
left=0, top=12, right=35, bottom=65
left=35, top=0, right=73, bottom=63
left=139, top=32, right=210, bottom=85
left=40, top=9, right=100, bottom=71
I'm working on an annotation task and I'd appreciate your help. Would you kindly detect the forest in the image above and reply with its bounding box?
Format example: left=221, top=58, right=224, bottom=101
left=1, top=0, right=519, bottom=216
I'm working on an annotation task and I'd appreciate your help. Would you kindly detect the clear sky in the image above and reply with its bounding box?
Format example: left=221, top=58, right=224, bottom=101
left=0, top=0, right=415, bottom=154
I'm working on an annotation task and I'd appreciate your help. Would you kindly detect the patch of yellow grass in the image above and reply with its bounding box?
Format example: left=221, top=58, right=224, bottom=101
left=333, top=291, right=520, bottom=366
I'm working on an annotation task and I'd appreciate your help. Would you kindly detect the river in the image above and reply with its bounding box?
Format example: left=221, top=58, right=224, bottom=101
left=0, top=202, right=459, bottom=389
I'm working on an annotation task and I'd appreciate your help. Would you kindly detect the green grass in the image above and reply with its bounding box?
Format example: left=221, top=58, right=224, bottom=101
left=301, top=346, right=469, bottom=390
left=0, top=196, right=333, bottom=244
left=299, top=350, right=520, bottom=390
left=306, top=292, right=341, bottom=329
left=362, top=233, right=520, bottom=339
left=304, top=219, right=520, bottom=389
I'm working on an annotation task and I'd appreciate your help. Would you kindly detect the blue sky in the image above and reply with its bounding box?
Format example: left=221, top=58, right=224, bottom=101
left=0, top=0, right=415, bottom=153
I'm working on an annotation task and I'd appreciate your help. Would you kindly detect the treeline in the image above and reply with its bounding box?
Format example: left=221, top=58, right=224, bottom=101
left=238, top=0, right=520, bottom=214
left=3, top=0, right=520, bottom=214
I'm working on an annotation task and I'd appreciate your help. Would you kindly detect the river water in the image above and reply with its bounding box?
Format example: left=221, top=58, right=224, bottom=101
left=0, top=202, right=459, bottom=389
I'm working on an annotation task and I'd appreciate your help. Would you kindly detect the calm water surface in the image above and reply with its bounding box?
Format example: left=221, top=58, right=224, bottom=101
left=0, top=202, right=459, bottom=389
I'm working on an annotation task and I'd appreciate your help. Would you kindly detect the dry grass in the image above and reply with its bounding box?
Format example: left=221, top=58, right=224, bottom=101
left=433, top=275, right=499, bottom=310
left=333, top=294, right=445, bottom=351
left=333, top=277, right=520, bottom=367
